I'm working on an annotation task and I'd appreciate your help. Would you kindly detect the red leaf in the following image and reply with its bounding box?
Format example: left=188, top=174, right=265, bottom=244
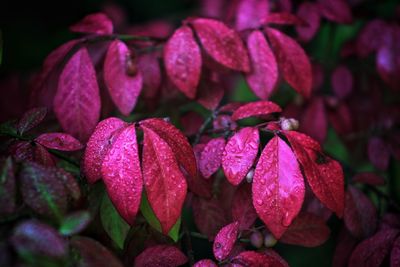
left=368, top=137, right=390, bottom=170
left=190, top=144, right=214, bottom=198
left=193, top=259, right=217, bottom=267
left=104, top=40, right=143, bottom=115
left=83, top=117, right=127, bottom=184
left=54, top=48, right=101, bottom=142
left=222, top=127, right=259, bottom=185
left=263, top=12, right=305, bottom=26
left=164, top=26, right=202, bottom=99
left=35, top=133, right=84, bottom=151
left=349, top=229, right=399, bottom=267
left=296, top=3, right=321, bottom=42
left=101, top=124, right=142, bottom=225
left=142, top=125, right=187, bottom=234
left=134, top=245, right=187, bottom=267
left=285, top=131, right=345, bottom=217
left=231, top=101, right=282, bottom=121
left=191, top=18, right=250, bottom=72
left=391, top=236, right=400, bottom=267
left=232, top=183, right=258, bottom=231
left=264, top=249, right=290, bottom=267
left=213, top=221, right=240, bottom=261
left=199, top=137, right=226, bottom=178
left=280, top=212, right=330, bottom=247
left=245, top=30, right=278, bottom=100
left=140, top=118, right=197, bottom=179
left=331, top=65, right=353, bottom=99
left=17, top=107, right=47, bottom=135
left=332, top=227, right=358, bottom=267
left=318, top=0, right=353, bottom=24
left=137, top=52, right=162, bottom=99
left=69, top=13, right=113, bottom=34
left=344, top=185, right=377, bottom=239
left=232, top=251, right=287, bottom=266
left=252, top=136, right=305, bottom=239
left=266, top=28, right=312, bottom=98
left=299, top=97, right=327, bottom=143
left=196, top=76, right=224, bottom=110
left=352, top=172, right=385, bottom=186
left=235, top=0, right=270, bottom=31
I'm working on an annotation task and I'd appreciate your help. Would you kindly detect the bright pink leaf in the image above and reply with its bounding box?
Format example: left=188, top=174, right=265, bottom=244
left=391, top=236, right=400, bottom=267
left=69, top=13, right=113, bottom=35
left=142, top=125, right=187, bottom=234
left=266, top=28, right=312, bottom=98
left=296, top=3, right=321, bottom=42
left=245, top=30, right=278, bottom=100
left=35, top=133, right=83, bottom=152
left=54, top=48, right=101, bottom=142
left=232, top=251, right=286, bottom=266
left=352, top=172, right=385, bottom=186
left=368, top=137, right=390, bottom=170
left=213, top=221, right=240, bottom=261
left=191, top=18, right=250, bottom=72
left=231, top=101, right=281, bottom=121
left=332, top=65, right=353, bottom=99
left=101, top=124, right=142, bottom=225
left=199, top=137, right=226, bottom=178
left=222, top=127, right=259, bottom=185
left=300, top=97, right=327, bottom=143
left=104, top=40, right=143, bottom=115
left=232, top=183, right=258, bottom=230
left=193, top=259, right=217, bottom=267
left=134, top=245, right=188, bottom=267
left=17, top=107, right=47, bottom=135
left=164, top=26, right=202, bottom=99
left=318, top=0, right=353, bottom=24
left=235, top=0, right=270, bottom=31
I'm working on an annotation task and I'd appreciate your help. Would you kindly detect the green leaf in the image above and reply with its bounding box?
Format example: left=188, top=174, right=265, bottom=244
left=323, top=127, right=350, bottom=163
left=59, top=210, right=91, bottom=236
left=140, top=193, right=181, bottom=242
left=100, top=192, right=130, bottom=249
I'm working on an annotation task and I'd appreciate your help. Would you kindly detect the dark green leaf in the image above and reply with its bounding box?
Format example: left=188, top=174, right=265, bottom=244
left=59, top=211, right=91, bottom=236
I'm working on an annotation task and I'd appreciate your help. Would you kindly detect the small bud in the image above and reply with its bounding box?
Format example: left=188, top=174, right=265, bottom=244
left=125, top=52, right=137, bottom=76
left=280, top=118, right=299, bottom=131
left=246, top=169, right=254, bottom=183
left=264, top=233, right=277, bottom=247
left=250, top=231, right=263, bottom=248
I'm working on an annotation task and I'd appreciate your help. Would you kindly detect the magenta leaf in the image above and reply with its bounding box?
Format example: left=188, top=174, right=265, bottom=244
left=142, top=125, right=187, bottom=234
left=263, top=12, right=305, bottom=26
left=318, top=0, right=353, bottom=24
left=356, top=19, right=387, bottom=58
left=252, top=136, right=305, bottom=239
left=352, top=172, right=385, bottom=186
left=199, top=137, right=226, bottom=178
left=332, top=227, right=358, bottom=267
left=35, top=133, right=84, bottom=151
left=299, top=97, right=328, bottom=143
left=134, top=245, right=188, bottom=267
left=137, top=52, right=162, bottom=99
left=232, top=183, right=258, bottom=231
left=101, top=124, right=142, bottom=225
left=193, top=259, right=218, bottom=267
left=54, top=48, right=101, bottom=142
left=17, top=107, right=47, bottom=135
left=296, top=2, right=321, bottom=42
left=34, top=143, right=56, bottom=166
left=104, top=40, right=143, bottom=116
left=196, top=76, right=224, bottom=110
left=368, top=137, right=390, bottom=170
left=266, top=28, right=312, bottom=98
left=231, top=101, right=282, bottom=121
left=235, top=0, right=270, bottom=31
left=280, top=212, right=330, bottom=247
left=232, top=251, right=287, bottom=266
left=245, top=30, right=278, bottom=100
left=213, top=221, right=240, bottom=261
left=191, top=18, right=250, bottom=72
left=164, top=25, right=202, bottom=99
left=83, top=117, right=127, bottom=184
left=391, top=236, right=400, bottom=267
left=222, top=127, right=259, bottom=185
left=69, top=13, right=113, bottom=35
left=331, top=65, right=353, bottom=99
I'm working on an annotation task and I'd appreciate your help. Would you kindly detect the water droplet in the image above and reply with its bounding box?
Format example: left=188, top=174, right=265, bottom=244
left=256, top=199, right=263, bottom=206
left=215, top=242, right=222, bottom=249
left=260, top=179, right=266, bottom=185
left=281, top=211, right=291, bottom=227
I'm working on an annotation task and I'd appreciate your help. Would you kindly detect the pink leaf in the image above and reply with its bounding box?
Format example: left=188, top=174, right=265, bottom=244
left=101, top=124, right=142, bottom=225
left=231, top=183, right=258, bottom=231
left=35, top=133, right=84, bottom=151
left=17, top=107, right=47, bottom=135
left=332, top=65, right=353, bottom=99
left=368, top=137, right=390, bottom=170
left=299, top=97, right=328, bottom=143
left=222, top=127, right=260, bottom=185
left=318, top=0, right=353, bottom=24
left=391, top=237, right=400, bottom=267
left=134, top=245, right=187, bottom=267
left=199, top=137, right=226, bottom=178
left=140, top=118, right=197, bottom=179
left=252, top=136, right=305, bottom=239
left=280, top=212, right=330, bottom=247
left=137, top=52, right=162, bottom=99
left=245, top=30, right=278, bottom=100
left=266, top=28, right=312, bottom=98
left=191, top=18, right=250, bottom=72
left=164, top=26, right=202, bottom=99
left=356, top=20, right=387, bottom=58
left=344, top=185, right=377, bottom=239
left=232, top=251, right=285, bottom=266
left=104, top=40, right=143, bottom=115
left=83, top=117, right=127, bottom=184
left=296, top=3, right=321, bottom=42
left=54, top=48, right=101, bottom=142
left=194, top=259, right=217, bottom=267
left=213, top=221, right=240, bottom=261
left=69, top=13, right=113, bottom=35
left=142, top=125, right=187, bottom=234
left=352, top=172, right=385, bottom=186
left=235, top=0, right=270, bottom=31
left=231, top=101, right=282, bottom=121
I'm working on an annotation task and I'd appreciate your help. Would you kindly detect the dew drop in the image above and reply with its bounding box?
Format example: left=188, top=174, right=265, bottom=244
left=256, top=199, right=263, bottom=206
left=281, top=211, right=291, bottom=227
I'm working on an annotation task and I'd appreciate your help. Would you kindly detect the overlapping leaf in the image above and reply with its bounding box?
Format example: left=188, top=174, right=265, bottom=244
left=35, top=133, right=84, bottom=151
left=232, top=183, right=258, bottom=230
left=213, top=221, right=239, bottom=261
left=232, top=101, right=281, bottom=121
left=134, top=245, right=187, bottom=267
left=69, top=13, right=113, bottom=34
left=199, top=137, right=225, bottom=178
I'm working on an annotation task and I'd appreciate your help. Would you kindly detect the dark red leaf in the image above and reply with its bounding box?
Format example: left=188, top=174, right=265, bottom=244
left=134, top=245, right=188, bottom=267
left=245, top=30, right=278, bottom=100
left=391, top=236, right=400, bottom=267
left=191, top=18, right=250, bottom=72
left=296, top=2, right=321, bottom=42
left=199, top=137, right=226, bottom=178
left=83, top=117, right=127, bottom=184
left=264, top=249, right=290, bottom=267
left=380, top=213, right=400, bottom=231
left=213, top=221, right=240, bottom=261
left=331, top=65, right=353, bottom=99
left=235, top=0, right=269, bottom=31
left=54, top=48, right=101, bottom=142
left=349, top=229, right=399, bottom=267
left=266, top=28, right=312, bottom=98
left=196, top=76, right=224, bottom=110
left=368, top=137, right=390, bottom=170
left=35, top=133, right=84, bottom=151
left=70, top=13, right=113, bottom=35
left=263, top=12, right=305, bottom=26
left=327, top=102, right=353, bottom=136
left=344, top=185, right=377, bottom=238
left=164, top=25, right=202, bottom=99
left=34, top=144, right=56, bottom=166
left=232, top=183, right=258, bottom=231
left=300, top=97, right=327, bottom=143
left=189, top=144, right=214, bottom=198
left=280, top=212, right=330, bottom=247
left=231, top=101, right=281, bottom=121
left=232, top=251, right=287, bottom=266
left=137, top=52, right=161, bottom=99
left=332, top=227, right=358, bottom=267
left=193, top=259, right=217, bottom=267
left=318, top=0, right=353, bottom=24
left=0, top=157, right=16, bottom=214
left=142, top=125, right=187, bottom=234
left=17, top=107, right=47, bottom=135
left=305, top=196, right=332, bottom=222
left=253, top=136, right=305, bottom=239
left=101, top=124, right=142, bottom=225
left=352, top=172, right=385, bottom=186
left=222, top=127, right=259, bottom=185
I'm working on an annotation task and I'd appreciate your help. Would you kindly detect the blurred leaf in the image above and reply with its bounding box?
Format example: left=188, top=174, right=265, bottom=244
left=232, top=78, right=258, bottom=102
left=59, top=211, right=91, bottom=236
left=0, top=156, right=16, bottom=214
left=100, top=192, right=130, bottom=249
left=0, top=120, right=17, bottom=137
left=323, top=127, right=349, bottom=163
left=331, top=22, right=362, bottom=58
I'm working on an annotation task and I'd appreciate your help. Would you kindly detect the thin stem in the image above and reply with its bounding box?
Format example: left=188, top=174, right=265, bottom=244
left=194, top=113, right=216, bottom=145
left=190, top=231, right=209, bottom=240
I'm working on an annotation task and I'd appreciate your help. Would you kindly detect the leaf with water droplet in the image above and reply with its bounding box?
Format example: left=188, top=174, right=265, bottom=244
left=213, top=221, right=240, bottom=261
left=199, top=137, right=225, bottom=178
left=134, top=245, right=188, bottom=267
left=231, top=183, right=258, bottom=231
left=35, top=132, right=84, bottom=151
left=231, top=101, right=281, bottom=121
left=194, top=259, right=218, bottom=267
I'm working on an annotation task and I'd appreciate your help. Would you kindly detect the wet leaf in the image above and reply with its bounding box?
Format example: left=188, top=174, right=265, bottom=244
left=213, top=221, right=240, bottom=261
left=134, top=245, right=187, bottom=267
left=35, top=133, right=84, bottom=151
left=199, top=137, right=226, bottom=178
left=231, top=101, right=281, bottom=121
